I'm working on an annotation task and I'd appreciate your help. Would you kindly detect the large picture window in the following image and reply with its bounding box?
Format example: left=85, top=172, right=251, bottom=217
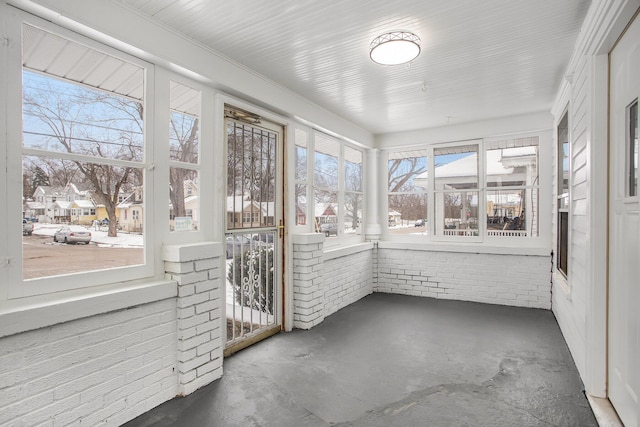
left=386, top=137, right=540, bottom=243
left=18, top=22, right=152, bottom=295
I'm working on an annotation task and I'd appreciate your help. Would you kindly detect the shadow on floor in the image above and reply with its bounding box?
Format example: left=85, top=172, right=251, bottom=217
left=124, top=293, right=597, bottom=427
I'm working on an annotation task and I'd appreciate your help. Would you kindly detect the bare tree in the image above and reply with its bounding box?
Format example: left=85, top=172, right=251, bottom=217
left=387, top=157, right=427, bottom=221
left=23, top=72, right=144, bottom=237
left=170, top=113, right=199, bottom=219
left=388, top=158, right=426, bottom=193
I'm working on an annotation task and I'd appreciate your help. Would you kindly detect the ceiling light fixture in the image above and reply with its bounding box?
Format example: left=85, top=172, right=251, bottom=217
left=370, top=31, right=421, bottom=65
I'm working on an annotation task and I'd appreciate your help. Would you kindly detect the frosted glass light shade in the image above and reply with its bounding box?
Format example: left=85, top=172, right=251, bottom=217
left=370, top=31, right=421, bottom=65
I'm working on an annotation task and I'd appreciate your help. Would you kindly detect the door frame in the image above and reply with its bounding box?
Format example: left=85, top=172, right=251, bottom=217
left=216, top=94, right=293, bottom=354
left=606, top=6, right=640, bottom=425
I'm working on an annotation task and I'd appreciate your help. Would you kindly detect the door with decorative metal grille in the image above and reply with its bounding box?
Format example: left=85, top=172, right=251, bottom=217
left=224, top=106, right=283, bottom=356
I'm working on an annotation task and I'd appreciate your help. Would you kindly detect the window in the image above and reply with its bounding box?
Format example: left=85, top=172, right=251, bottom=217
left=313, top=133, right=339, bottom=239
left=486, top=137, right=539, bottom=238
left=15, top=20, right=153, bottom=295
left=344, top=147, right=363, bottom=235
left=628, top=100, right=638, bottom=197
left=169, top=80, right=201, bottom=232
left=295, top=128, right=364, bottom=244
left=385, top=137, right=540, bottom=243
left=294, top=129, right=308, bottom=226
left=557, top=111, right=570, bottom=277
left=387, top=150, right=428, bottom=234
left=434, top=144, right=479, bottom=238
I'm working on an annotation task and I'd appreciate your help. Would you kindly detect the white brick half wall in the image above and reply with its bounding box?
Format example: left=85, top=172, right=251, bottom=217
left=292, top=234, right=374, bottom=329
left=163, top=242, right=224, bottom=396
left=0, top=241, right=224, bottom=427
left=0, top=299, right=178, bottom=427
left=376, top=246, right=552, bottom=309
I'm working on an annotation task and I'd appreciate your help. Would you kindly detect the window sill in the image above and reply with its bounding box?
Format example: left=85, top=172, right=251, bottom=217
left=378, top=241, right=551, bottom=257
left=323, top=242, right=374, bottom=261
left=0, top=279, right=177, bottom=338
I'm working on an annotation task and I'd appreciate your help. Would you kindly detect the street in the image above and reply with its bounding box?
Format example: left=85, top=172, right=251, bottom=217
left=22, top=234, right=143, bottom=280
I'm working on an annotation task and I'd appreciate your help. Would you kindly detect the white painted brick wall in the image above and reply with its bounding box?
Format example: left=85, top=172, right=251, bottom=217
left=376, top=248, right=551, bottom=309
left=322, top=249, right=373, bottom=317
left=292, top=235, right=374, bottom=329
left=0, top=299, right=178, bottom=427
left=0, top=242, right=224, bottom=427
left=164, top=243, right=224, bottom=396
left=292, top=238, right=325, bottom=329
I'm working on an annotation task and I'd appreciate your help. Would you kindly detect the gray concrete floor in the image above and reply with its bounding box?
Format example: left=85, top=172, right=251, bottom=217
left=125, top=293, right=597, bottom=427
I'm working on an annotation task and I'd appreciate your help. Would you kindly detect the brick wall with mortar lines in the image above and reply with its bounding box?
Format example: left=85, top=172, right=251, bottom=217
left=322, top=249, right=373, bottom=317
left=163, top=243, right=224, bottom=396
left=0, top=299, right=178, bottom=427
left=376, top=249, right=551, bottom=309
left=292, top=235, right=374, bottom=329
left=292, top=238, right=325, bottom=329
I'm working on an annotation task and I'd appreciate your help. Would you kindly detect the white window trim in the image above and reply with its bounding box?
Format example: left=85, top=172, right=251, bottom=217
left=0, top=8, right=216, bottom=313
left=310, top=129, right=365, bottom=248
left=554, top=105, right=571, bottom=294
left=6, top=14, right=158, bottom=299
left=383, top=135, right=545, bottom=249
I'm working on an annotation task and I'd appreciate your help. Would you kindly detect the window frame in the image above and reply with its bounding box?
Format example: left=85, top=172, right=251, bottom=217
left=0, top=10, right=219, bottom=304
left=556, top=109, right=570, bottom=278
left=295, top=126, right=365, bottom=247
left=168, top=78, right=203, bottom=234
left=383, top=136, right=542, bottom=247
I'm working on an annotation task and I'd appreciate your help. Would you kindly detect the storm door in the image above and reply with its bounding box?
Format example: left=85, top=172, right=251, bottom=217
left=224, top=106, right=283, bottom=355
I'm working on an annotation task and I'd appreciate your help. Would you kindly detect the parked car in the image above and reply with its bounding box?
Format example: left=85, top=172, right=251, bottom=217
left=320, top=222, right=338, bottom=236
left=53, top=226, right=92, bottom=244
left=226, top=235, right=252, bottom=259
left=414, top=219, right=425, bottom=227
left=22, top=219, right=34, bottom=236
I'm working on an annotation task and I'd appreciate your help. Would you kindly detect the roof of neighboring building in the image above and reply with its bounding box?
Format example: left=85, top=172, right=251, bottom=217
left=71, top=200, right=95, bottom=209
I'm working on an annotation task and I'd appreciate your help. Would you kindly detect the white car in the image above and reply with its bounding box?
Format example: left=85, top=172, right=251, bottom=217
left=53, top=226, right=92, bottom=244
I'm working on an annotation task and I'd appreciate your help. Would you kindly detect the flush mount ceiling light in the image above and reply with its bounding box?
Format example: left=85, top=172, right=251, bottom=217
left=370, top=31, right=421, bottom=65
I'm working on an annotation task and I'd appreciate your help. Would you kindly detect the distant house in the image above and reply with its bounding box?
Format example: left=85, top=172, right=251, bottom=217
left=388, top=210, right=402, bottom=226
left=168, top=180, right=200, bottom=231
left=27, top=184, right=94, bottom=223
left=69, top=199, right=97, bottom=225
left=226, top=196, right=276, bottom=229
left=117, top=187, right=144, bottom=233
left=313, top=203, right=337, bottom=232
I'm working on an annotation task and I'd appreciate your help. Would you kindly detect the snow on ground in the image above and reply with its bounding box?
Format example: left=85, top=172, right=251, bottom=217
left=32, top=223, right=143, bottom=248
left=32, top=224, right=268, bottom=322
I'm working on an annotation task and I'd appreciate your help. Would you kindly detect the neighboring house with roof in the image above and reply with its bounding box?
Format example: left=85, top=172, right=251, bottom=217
left=69, top=199, right=97, bottom=225
left=28, top=185, right=75, bottom=223
left=413, top=143, right=538, bottom=236
left=117, top=187, right=144, bottom=233
left=226, top=196, right=277, bottom=229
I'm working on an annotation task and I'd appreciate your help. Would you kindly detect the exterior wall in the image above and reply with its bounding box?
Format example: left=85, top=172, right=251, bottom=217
left=376, top=247, right=551, bottom=309
left=550, top=0, right=639, bottom=397
left=0, top=300, right=179, bottom=426
left=551, top=51, right=593, bottom=381
left=292, top=234, right=374, bottom=329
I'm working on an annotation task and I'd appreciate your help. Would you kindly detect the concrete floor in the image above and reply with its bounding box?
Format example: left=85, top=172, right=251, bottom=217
left=125, top=293, right=597, bottom=427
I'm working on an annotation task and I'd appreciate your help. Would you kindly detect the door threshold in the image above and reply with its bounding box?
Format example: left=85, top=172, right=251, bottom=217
left=224, top=325, right=281, bottom=357
left=587, top=395, right=623, bottom=427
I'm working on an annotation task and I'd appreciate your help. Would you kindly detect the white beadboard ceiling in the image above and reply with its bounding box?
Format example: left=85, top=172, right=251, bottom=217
left=111, top=1, right=591, bottom=134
